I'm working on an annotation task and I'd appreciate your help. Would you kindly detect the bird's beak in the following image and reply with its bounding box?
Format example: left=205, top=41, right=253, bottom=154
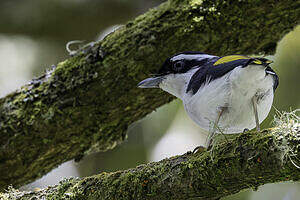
left=137, top=77, right=164, bottom=88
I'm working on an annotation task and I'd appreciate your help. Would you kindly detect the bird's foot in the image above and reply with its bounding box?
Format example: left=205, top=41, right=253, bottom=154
left=243, top=128, right=250, bottom=133
left=192, top=145, right=206, bottom=154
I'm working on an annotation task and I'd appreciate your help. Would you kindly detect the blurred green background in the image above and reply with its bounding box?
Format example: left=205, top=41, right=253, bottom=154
left=0, top=1, right=299, bottom=199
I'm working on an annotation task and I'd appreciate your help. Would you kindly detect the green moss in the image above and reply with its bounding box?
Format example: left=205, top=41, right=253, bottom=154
left=0, top=0, right=299, bottom=192
left=190, top=0, right=203, bottom=8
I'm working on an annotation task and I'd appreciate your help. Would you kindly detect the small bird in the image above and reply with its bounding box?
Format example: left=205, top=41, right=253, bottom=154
left=138, top=51, right=279, bottom=147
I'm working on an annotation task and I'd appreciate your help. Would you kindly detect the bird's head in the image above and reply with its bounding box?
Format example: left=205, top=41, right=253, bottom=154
left=158, top=51, right=216, bottom=75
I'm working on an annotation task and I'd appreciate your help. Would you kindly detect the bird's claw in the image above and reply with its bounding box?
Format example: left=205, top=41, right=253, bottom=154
left=243, top=128, right=250, bottom=133
left=192, top=145, right=206, bottom=154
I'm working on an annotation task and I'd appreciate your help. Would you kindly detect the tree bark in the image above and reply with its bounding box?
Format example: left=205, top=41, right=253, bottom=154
left=0, top=0, right=299, bottom=191
left=1, top=120, right=299, bottom=199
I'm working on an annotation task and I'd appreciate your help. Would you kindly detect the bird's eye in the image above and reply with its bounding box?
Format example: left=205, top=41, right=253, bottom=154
left=173, top=61, right=185, bottom=72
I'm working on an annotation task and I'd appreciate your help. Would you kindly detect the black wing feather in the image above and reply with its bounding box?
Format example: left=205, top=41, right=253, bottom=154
left=187, top=59, right=252, bottom=94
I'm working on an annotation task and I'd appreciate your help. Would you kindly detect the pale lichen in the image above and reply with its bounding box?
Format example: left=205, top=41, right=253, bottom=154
left=272, top=109, right=300, bottom=168
left=0, top=186, right=26, bottom=200
left=193, top=16, right=204, bottom=22
left=190, top=0, right=203, bottom=9
left=208, top=7, right=217, bottom=12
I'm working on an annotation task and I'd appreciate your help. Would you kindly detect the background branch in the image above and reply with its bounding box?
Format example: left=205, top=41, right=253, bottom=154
left=0, top=0, right=299, bottom=190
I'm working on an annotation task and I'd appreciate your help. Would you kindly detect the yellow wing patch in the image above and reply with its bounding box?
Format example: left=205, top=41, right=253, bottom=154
left=213, top=55, right=250, bottom=66
left=265, top=60, right=273, bottom=64
left=252, top=60, right=263, bottom=65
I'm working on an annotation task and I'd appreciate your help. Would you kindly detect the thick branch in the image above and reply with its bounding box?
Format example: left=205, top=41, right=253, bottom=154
left=1, top=123, right=299, bottom=200
left=0, top=0, right=299, bottom=190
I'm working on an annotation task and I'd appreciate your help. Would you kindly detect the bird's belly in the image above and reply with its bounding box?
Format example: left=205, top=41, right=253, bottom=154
left=183, top=82, right=273, bottom=134
left=220, top=90, right=273, bottom=133
left=183, top=76, right=231, bottom=132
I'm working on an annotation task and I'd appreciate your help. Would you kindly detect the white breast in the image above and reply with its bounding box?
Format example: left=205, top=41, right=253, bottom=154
left=159, top=68, right=199, bottom=99
left=182, top=65, right=275, bottom=134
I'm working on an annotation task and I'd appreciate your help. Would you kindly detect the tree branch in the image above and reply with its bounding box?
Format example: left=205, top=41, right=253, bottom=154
left=1, top=116, right=299, bottom=199
left=0, top=0, right=299, bottom=190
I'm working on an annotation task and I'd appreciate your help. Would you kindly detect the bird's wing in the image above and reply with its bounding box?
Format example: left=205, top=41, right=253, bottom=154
left=187, top=55, right=253, bottom=94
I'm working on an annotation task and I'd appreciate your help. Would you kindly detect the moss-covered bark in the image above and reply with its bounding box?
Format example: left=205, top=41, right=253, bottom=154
left=1, top=120, right=299, bottom=200
left=0, top=0, right=299, bottom=190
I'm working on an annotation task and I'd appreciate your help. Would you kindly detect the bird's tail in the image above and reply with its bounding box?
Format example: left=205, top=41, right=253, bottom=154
left=137, top=77, right=164, bottom=88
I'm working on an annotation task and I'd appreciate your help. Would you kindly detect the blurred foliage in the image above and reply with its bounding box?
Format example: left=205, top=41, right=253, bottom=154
left=0, top=0, right=164, bottom=74
left=260, top=26, right=300, bottom=131
left=0, top=0, right=299, bottom=199
left=274, top=26, right=300, bottom=109
left=0, top=0, right=163, bottom=40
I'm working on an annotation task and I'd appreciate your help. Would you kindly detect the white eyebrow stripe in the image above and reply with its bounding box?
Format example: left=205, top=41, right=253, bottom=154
left=170, top=54, right=217, bottom=62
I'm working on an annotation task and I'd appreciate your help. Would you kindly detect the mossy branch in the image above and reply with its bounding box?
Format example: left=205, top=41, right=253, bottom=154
left=1, top=114, right=299, bottom=200
left=0, top=0, right=299, bottom=190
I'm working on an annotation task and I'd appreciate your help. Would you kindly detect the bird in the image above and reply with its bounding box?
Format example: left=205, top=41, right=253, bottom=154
left=138, top=51, right=279, bottom=147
